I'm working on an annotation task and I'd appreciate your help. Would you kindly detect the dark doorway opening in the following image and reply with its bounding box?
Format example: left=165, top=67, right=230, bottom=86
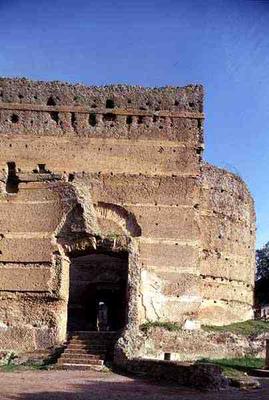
left=6, top=161, right=19, bottom=194
left=67, top=250, right=128, bottom=332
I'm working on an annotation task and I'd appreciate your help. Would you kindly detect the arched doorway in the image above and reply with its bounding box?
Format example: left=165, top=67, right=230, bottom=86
left=55, top=200, right=141, bottom=338
left=54, top=199, right=141, bottom=367
left=67, top=249, right=128, bottom=332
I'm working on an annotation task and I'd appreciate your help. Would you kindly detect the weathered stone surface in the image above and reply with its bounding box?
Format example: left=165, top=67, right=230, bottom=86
left=89, top=174, right=200, bottom=206
left=122, top=358, right=228, bottom=390
left=138, top=326, right=269, bottom=362
left=129, top=206, right=199, bottom=240
left=0, top=78, right=255, bottom=359
left=0, top=266, right=55, bottom=292
left=198, top=299, right=253, bottom=326
left=229, top=375, right=260, bottom=389
left=0, top=326, right=35, bottom=352
left=0, top=201, right=63, bottom=232
left=0, top=238, right=56, bottom=262
left=197, top=164, right=255, bottom=325
left=139, top=241, right=198, bottom=272
left=0, top=136, right=201, bottom=176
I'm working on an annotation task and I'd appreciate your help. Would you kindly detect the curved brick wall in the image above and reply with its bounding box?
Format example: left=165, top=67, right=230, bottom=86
left=198, top=163, right=255, bottom=325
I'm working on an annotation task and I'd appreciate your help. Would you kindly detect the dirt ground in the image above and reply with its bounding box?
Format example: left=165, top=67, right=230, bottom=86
left=0, top=370, right=269, bottom=400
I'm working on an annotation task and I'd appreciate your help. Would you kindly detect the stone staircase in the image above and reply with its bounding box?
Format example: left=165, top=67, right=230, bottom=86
left=56, top=331, right=118, bottom=370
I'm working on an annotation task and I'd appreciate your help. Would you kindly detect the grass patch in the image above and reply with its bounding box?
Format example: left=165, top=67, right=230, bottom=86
left=220, top=367, right=246, bottom=380
left=0, top=364, right=19, bottom=373
left=140, top=321, right=181, bottom=333
left=202, top=320, right=269, bottom=337
left=200, top=356, right=265, bottom=380
left=204, top=356, right=265, bottom=370
left=0, top=363, right=49, bottom=373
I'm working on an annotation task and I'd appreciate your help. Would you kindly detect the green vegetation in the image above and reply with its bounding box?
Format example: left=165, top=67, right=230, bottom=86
left=256, top=241, right=269, bottom=279
left=140, top=320, right=181, bottom=333
left=0, top=364, right=19, bottom=373
left=0, top=351, right=51, bottom=373
left=0, top=363, right=49, bottom=373
left=73, top=95, right=85, bottom=103
left=106, top=233, right=120, bottom=240
left=201, top=356, right=265, bottom=380
left=140, top=319, right=269, bottom=337
left=203, top=319, right=269, bottom=337
left=204, top=356, right=264, bottom=370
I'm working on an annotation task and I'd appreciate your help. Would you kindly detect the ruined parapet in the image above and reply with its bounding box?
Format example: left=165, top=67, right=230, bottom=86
left=0, top=78, right=204, bottom=176
left=0, top=77, right=203, bottom=140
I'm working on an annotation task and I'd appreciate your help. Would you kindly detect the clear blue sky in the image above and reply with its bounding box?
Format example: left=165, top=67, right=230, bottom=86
left=0, top=0, right=268, bottom=248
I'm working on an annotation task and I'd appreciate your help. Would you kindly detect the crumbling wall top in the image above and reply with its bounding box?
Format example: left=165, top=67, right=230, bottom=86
left=0, top=77, right=204, bottom=141
left=0, top=77, right=203, bottom=112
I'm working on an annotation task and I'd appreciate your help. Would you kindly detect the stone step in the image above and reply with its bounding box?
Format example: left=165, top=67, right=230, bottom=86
left=68, top=336, right=115, bottom=343
left=67, top=344, right=108, bottom=350
left=63, top=349, right=107, bottom=358
left=55, top=331, right=117, bottom=370
left=68, top=340, right=108, bottom=345
left=56, top=363, right=103, bottom=371
left=69, top=334, right=117, bottom=341
left=70, top=331, right=117, bottom=335
left=61, top=353, right=102, bottom=360
left=68, top=332, right=117, bottom=338
left=67, top=339, right=108, bottom=345
left=58, top=358, right=103, bottom=366
left=69, top=338, right=113, bottom=344
left=67, top=341, right=113, bottom=347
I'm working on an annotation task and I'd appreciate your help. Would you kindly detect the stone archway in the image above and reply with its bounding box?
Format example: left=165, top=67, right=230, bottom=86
left=55, top=198, right=141, bottom=339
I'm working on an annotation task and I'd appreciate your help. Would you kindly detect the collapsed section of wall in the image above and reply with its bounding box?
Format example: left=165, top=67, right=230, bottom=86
left=198, top=163, right=255, bottom=325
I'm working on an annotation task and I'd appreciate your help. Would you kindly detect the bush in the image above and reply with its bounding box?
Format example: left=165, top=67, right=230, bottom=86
left=140, top=321, right=181, bottom=333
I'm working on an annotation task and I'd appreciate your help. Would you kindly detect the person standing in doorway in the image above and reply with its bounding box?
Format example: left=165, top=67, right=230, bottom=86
left=97, top=301, right=109, bottom=331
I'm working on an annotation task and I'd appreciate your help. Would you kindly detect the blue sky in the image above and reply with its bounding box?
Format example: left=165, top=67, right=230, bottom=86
left=0, top=0, right=268, bottom=247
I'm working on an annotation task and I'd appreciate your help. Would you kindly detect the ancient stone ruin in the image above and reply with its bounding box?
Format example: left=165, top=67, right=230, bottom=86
left=0, top=78, right=255, bottom=363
